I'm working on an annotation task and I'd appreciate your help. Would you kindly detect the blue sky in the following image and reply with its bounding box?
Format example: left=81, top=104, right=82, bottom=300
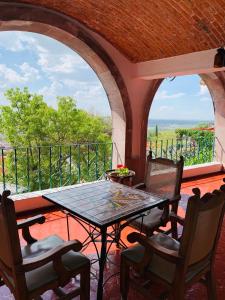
left=150, top=75, right=214, bottom=121
left=0, top=31, right=214, bottom=121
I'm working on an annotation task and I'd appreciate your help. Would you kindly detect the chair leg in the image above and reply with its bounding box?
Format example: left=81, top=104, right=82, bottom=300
left=114, top=223, right=121, bottom=248
left=120, top=255, right=130, bottom=300
left=66, top=213, right=71, bottom=241
left=168, top=284, right=185, bottom=300
left=206, top=270, right=217, bottom=300
left=80, top=266, right=90, bottom=300
left=171, top=219, right=178, bottom=240
left=171, top=203, right=179, bottom=240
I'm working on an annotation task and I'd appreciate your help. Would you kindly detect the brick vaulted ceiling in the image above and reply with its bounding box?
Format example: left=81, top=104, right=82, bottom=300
left=4, top=0, right=225, bottom=62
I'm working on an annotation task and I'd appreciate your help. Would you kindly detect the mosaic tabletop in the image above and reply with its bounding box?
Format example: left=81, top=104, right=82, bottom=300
left=43, top=180, right=167, bottom=228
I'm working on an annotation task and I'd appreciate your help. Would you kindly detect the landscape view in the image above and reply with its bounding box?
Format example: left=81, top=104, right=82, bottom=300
left=0, top=31, right=215, bottom=193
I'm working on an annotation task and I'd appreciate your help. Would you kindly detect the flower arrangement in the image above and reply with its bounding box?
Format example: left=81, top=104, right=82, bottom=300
left=115, top=164, right=129, bottom=176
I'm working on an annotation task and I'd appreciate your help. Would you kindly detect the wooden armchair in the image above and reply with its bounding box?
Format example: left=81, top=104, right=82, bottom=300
left=120, top=185, right=225, bottom=300
left=129, top=151, right=184, bottom=238
left=0, top=190, right=90, bottom=300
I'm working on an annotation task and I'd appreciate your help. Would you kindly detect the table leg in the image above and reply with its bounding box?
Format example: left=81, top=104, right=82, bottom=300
left=97, top=227, right=107, bottom=300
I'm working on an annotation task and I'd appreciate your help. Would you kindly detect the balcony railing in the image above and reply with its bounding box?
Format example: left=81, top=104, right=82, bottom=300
left=0, top=142, right=113, bottom=194
left=148, top=136, right=215, bottom=166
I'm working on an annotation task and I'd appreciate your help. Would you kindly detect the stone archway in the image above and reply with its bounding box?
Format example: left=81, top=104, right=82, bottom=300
left=201, top=72, right=225, bottom=165
left=143, top=74, right=219, bottom=161
left=0, top=2, right=132, bottom=165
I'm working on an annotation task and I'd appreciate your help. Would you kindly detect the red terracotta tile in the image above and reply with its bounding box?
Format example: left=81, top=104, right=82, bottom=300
left=1, top=173, right=225, bottom=299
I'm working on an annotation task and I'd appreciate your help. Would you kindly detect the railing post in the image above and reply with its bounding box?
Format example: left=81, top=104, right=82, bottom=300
left=78, top=144, right=81, bottom=183
left=69, top=145, right=72, bottom=185
left=1, top=148, right=5, bottom=191
left=103, top=143, right=106, bottom=172
left=165, top=140, right=168, bottom=158
left=59, top=145, right=62, bottom=187
left=95, top=143, right=99, bottom=180
left=38, top=146, right=41, bottom=190
left=171, top=139, right=174, bottom=160
left=14, top=148, right=18, bottom=194
left=26, top=147, right=30, bottom=192
left=160, top=140, right=163, bottom=157
left=87, top=144, right=90, bottom=178
left=110, top=143, right=113, bottom=169
left=49, top=146, right=52, bottom=189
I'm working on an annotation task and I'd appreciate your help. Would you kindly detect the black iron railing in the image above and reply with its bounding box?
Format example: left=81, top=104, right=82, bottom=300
left=0, top=142, right=113, bottom=194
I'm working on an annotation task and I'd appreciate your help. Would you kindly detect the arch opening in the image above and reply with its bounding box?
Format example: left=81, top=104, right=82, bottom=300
left=147, top=74, right=216, bottom=167
left=0, top=2, right=128, bottom=166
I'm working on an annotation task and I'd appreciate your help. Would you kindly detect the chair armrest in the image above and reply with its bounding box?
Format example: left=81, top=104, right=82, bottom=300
left=17, top=215, right=46, bottom=229
left=132, top=182, right=146, bottom=189
left=127, top=232, right=180, bottom=263
left=22, top=239, right=83, bottom=272
left=17, top=215, right=46, bottom=245
left=170, top=212, right=185, bottom=226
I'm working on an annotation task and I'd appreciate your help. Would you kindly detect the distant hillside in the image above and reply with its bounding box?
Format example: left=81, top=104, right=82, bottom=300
left=148, top=119, right=214, bottom=131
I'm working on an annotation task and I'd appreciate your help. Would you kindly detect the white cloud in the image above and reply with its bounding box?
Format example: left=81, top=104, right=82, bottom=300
left=155, top=90, right=185, bottom=100
left=38, top=80, right=63, bottom=103
left=62, top=79, right=86, bottom=88
left=73, top=82, right=104, bottom=101
left=0, top=62, right=40, bottom=85
left=38, top=51, right=88, bottom=74
left=198, top=84, right=209, bottom=96
left=0, top=64, right=25, bottom=83
left=19, top=62, right=40, bottom=81
left=158, top=105, right=174, bottom=112
left=0, top=32, right=36, bottom=52
left=200, top=96, right=212, bottom=102
left=0, top=31, right=110, bottom=115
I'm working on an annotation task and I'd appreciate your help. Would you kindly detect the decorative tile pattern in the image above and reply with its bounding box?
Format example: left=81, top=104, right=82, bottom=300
left=43, top=181, right=167, bottom=227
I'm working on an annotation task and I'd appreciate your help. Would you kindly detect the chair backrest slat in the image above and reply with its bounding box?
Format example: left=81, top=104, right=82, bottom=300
left=179, top=188, right=225, bottom=268
left=145, top=151, right=184, bottom=200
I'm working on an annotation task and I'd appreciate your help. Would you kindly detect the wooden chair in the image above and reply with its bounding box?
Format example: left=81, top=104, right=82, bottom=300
left=0, top=190, right=90, bottom=300
left=120, top=184, right=225, bottom=300
left=128, top=151, right=184, bottom=238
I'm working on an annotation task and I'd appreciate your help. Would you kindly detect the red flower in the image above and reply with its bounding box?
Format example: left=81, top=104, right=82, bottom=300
left=117, top=164, right=123, bottom=168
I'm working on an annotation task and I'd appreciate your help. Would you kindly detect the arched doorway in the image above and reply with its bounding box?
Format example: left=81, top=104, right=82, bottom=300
left=0, top=2, right=131, bottom=166
left=147, top=75, right=215, bottom=166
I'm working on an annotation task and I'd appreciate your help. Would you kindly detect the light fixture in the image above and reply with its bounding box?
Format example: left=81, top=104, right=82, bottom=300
left=214, top=47, right=225, bottom=68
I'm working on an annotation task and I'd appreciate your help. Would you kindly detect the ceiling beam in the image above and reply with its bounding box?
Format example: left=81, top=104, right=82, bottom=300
left=133, top=49, right=225, bottom=80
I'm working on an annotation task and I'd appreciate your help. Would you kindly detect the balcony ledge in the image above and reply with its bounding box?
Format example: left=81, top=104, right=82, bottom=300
left=11, top=181, right=99, bottom=218
left=183, top=162, right=223, bottom=179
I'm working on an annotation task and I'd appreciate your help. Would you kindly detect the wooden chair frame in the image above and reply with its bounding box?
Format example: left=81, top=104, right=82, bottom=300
left=127, top=151, right=184, bottom=238
left=0, top=190, right=90, bottom=300
left=120, top=184, right=225, bottom=300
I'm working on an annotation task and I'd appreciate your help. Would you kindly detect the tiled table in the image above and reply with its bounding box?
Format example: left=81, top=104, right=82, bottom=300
left=43, top=180, right=168, bottom=300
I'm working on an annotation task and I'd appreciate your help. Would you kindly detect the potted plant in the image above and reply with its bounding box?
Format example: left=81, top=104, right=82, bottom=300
left=105, top=165, right=135, bottom=186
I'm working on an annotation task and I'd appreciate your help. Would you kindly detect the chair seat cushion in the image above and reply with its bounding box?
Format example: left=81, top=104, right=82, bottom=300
left=122, top=232, right=210, bottom=284
left=130, top=207, right=164, bottom=233
left=22, top=235, right=89, bottom=292
left=122, top=233, right=178, bottom=283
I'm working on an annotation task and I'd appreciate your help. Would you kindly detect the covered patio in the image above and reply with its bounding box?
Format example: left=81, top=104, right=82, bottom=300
left=0, top=173, right=225, bottom=299
left=1, top=1, right=225, bottom=180
left=1, top=1, right=225, bottom=299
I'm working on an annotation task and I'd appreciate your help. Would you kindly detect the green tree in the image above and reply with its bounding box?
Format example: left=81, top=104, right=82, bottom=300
left=155, top=125, right=159, bottom=137
left=0, top=88, right=112, bottom=192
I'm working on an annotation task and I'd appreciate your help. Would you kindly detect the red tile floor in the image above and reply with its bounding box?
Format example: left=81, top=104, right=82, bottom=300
left=1, top=173, right=225, bottom=299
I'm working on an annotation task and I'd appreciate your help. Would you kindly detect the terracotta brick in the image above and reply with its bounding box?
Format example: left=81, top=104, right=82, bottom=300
left=1, top=0, right=225, bottom=62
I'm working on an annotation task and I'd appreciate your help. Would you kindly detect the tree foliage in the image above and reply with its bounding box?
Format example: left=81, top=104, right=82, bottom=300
left=0, top=88, right=112, bottom=192
left=0, top=87, right=111, bottom=146
left=175, top=128, right=214, bottom=141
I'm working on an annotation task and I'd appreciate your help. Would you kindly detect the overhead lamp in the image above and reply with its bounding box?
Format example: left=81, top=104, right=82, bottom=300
left=214, top=47, right=225, bottom=68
